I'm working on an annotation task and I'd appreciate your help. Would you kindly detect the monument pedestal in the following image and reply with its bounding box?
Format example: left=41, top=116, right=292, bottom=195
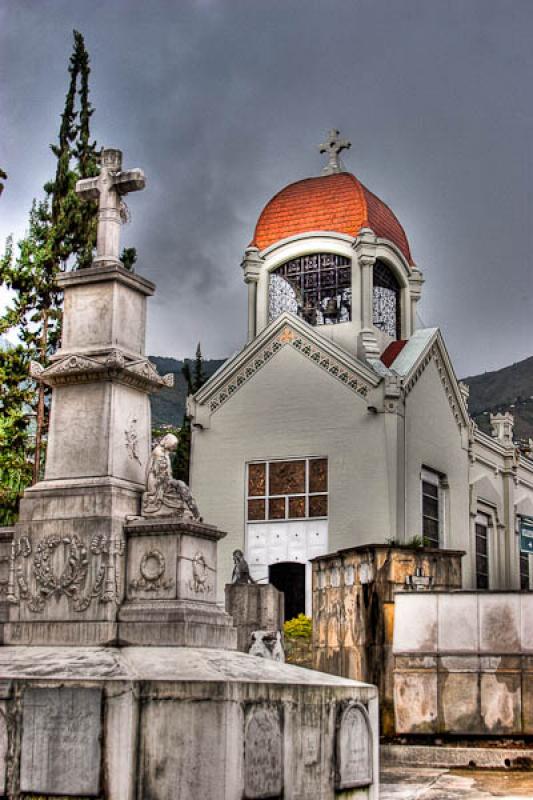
left=118, top=518, right=237, bottom=648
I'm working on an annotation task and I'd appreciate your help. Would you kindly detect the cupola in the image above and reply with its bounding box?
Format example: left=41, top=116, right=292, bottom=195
left=242, top=131, right=424, bottom=361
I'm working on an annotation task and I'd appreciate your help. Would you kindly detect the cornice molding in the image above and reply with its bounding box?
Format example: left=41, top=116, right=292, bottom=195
left=30, top=350, right=174, bottom=393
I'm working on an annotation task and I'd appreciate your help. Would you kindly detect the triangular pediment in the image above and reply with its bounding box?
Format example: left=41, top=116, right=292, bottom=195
left=195, top=313, right=380, bottom=415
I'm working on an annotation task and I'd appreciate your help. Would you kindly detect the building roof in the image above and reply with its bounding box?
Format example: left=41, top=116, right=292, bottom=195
left=251, top=172, right=413, bottom=264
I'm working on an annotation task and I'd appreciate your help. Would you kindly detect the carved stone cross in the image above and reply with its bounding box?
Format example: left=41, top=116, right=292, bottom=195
left=76, top=148, right=145, bottom=267
left=319, top=129, right=351, bottom=175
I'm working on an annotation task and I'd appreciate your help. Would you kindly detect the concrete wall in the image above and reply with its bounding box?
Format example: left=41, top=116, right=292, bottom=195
left=393, top=591, right=533, bottom=735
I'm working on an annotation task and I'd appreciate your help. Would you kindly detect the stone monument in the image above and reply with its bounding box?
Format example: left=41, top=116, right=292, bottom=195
left=0, top=146, right=379, bottom=799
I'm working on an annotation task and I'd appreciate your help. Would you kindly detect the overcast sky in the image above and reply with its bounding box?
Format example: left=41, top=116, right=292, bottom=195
left=1, top=0, right=532, bottom=377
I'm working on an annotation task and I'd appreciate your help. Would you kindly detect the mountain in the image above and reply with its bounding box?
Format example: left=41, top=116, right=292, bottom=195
left=149, top=356, right=226, bottom=427
left=463, top=356, right=533, bottom=441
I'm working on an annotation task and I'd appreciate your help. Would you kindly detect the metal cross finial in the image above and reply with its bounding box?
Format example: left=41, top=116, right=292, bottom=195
left=76, top=147, right=145, bottom=268
left=319, top=129, right=351, bottom=175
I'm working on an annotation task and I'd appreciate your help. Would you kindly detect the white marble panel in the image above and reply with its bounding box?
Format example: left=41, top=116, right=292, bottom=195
left=393, top=593, right=438, bottom=653
left=438, top=593, right=479, bottom=652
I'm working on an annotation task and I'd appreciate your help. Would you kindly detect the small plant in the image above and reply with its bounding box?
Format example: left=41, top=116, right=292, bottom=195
left=284, top=613, right=312, bottom=640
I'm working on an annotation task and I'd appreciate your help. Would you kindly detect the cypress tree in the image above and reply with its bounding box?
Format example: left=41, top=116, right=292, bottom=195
left=0, top=30, right=98, bottom=517
left=173, top=344, right=207, bottom=484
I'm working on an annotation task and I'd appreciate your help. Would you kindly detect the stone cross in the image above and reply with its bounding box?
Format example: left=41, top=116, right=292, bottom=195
left=319, top=129, right=351, bottom=175
left=76, top=148, right=145, bottom=268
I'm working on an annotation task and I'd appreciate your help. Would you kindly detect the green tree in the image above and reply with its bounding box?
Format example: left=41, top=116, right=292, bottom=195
left=173, top=343, right=207, bottom=483
left=0, top=169, right=6, bottom=196
left=0, top=30, right=98, bottom=520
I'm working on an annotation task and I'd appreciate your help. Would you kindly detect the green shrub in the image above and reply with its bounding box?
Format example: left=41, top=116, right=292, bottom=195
left=284, top=613, right=312, bottom=640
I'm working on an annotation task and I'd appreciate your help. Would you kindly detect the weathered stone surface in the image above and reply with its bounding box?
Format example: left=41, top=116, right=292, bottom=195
left=393, top=671, right=438, bottom=734
left=20, top=686, right=102, bottom=796
left=244, top=706, right=283, bottom=799
left=393, top=593, right=438, bottom=653
left=225, top=582, right=284, bottom=652
left=479, top=594, right=521, bottom=653
left=336, top=702, right=372, bottom=789
left=0, top=700, right=8, bottom=795
left=440, top=671, right=481, bottom=733
left=438, top=593, right=478, bottom=652
left=394, top=592, right=531, bottom=736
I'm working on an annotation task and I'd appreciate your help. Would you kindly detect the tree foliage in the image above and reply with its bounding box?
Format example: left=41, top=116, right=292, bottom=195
left=0, top=30, right=98, bottom=522
left=173, top=343, right=207, bottom=484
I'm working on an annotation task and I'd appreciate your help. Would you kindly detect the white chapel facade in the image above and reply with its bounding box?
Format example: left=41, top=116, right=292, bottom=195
left=189, top=131, right=533, bottom=614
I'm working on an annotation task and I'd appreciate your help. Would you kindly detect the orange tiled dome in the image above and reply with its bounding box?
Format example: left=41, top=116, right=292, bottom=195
left=251, top=172, right=413, bottom=265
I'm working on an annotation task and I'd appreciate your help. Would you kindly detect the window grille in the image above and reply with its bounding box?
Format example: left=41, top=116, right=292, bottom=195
left=268, top=254, right=351, bottom=326
left=247, top=458, right=328, bottom=522
left=373, top=260, right=400, bottom=339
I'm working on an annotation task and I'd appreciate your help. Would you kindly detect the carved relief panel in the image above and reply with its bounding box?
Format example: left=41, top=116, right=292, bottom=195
left=178, top=535, right=216, bottom=602
left=126, top=535, right=177, bottom=601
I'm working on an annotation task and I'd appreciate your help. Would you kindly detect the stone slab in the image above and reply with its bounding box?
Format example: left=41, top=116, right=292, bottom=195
left=336, top=702, right=373, bottom=789
left=244, top=706, right=283, bottom=799
left=20, top=686, right=102, bottom=796
left=393, top=594, right=437, bottom=653
left=479, top=594, right=521, bottom=653
left=437, top=593, right=478, bottom=652
left=381, top=744, right=533, bottom=769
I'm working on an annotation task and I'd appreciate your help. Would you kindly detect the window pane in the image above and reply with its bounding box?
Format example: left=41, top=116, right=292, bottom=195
left=520, top=552, right=530, bottom=590
left=422, top=481, right=438, bottom=498
left=423, top=516, right=439, bottom=547
left=309, top=494, right=328, bottom=518
left=248, top=463, right=266, bottom=497
left=288, top=496, right=306, bottom=518
left=309, top=458, right=328, bottom=493
left=423, top=496, right=439, bottom=520
left=248, top=499, right=265, bottom=521
left=269, top=461, right=305, bottom=496
left=268, top=497, right=286, bottom=520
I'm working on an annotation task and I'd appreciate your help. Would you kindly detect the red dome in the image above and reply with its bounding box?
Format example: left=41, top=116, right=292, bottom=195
left=251, top=172, right=413, bottom=265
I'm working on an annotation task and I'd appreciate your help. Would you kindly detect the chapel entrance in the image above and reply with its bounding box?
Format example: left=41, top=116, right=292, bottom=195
left=269, top=562, right=306, bottom=622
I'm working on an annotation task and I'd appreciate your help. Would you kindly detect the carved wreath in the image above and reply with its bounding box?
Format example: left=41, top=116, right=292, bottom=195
left=15, top=533, right=113, bottom=613
left=129, top=549, right=173, bottom=592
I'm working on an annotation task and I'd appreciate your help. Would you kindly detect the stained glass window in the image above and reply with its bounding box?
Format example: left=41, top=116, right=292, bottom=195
left=268, top=254, right=351, bottom=326
left=373, top=260, right=400, bottom=339
left=246, top=458, right=328, bottom=521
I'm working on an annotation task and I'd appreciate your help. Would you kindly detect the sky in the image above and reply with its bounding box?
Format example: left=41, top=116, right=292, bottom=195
left=1, top=0, right=532, bottom=378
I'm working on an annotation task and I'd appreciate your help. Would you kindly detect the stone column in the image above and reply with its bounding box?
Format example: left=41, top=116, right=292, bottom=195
left=408, top=267, right=424, bottom=334
left=353, top=229, right=380, bottom=359
left=241, top=247, right=263, bottom=343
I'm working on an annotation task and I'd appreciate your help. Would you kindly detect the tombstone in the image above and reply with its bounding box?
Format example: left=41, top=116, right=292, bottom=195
left=20, top=687, right=102, bottom=796
left=244, top=706, right=283, bottom=799
left=336, top=702, right=373, bottom=790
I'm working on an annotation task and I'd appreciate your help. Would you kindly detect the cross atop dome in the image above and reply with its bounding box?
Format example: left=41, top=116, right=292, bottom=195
left=318, top=129, right=351, bottom=175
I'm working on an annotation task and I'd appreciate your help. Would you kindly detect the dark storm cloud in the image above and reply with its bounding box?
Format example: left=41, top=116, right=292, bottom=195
left=2, top=0, right=533, bottom=375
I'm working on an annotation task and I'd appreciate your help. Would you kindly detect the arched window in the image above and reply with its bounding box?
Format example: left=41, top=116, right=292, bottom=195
left=373, top=260, right=400, bottom=339
left=268, top=253, right=351, bottom=326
